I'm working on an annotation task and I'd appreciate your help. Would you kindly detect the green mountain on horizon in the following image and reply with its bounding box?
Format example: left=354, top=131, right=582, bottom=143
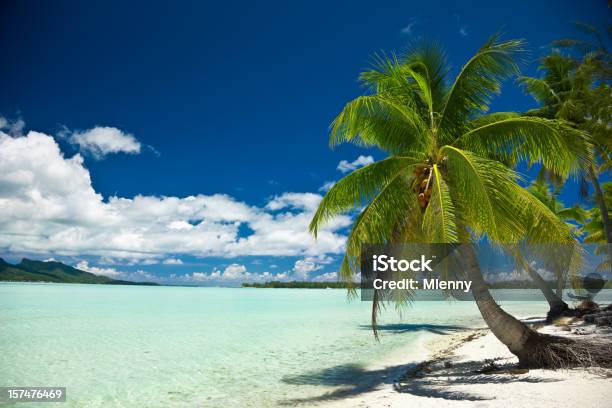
left=0, top=258, right=159, bottom=286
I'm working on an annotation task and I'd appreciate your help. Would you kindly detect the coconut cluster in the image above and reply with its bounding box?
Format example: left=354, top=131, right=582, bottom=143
left=412, top=165, right=433, bottom=209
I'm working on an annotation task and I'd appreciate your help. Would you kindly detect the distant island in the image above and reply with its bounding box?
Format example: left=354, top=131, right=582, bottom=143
left=0, top=258, right=159, bottom=286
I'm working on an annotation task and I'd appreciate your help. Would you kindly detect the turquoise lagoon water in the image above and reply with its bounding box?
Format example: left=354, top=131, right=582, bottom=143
left=1, top=283, right=608, bottom=407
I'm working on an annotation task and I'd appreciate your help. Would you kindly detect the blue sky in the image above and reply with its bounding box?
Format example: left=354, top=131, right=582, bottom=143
left=0, top=0, right=609, bottom=285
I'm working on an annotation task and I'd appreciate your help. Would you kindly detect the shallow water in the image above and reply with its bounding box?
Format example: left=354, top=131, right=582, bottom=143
left=1, top=284, right=608, bottom=407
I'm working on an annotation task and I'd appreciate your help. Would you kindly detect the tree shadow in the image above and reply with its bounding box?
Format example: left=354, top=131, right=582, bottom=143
left=280, top=355, right=561, bottom=405
left=395, top=358, right=561, bottom=400
left=280, top=362, right=413, bottom=405
left=359, top=323, right=467, bottom=335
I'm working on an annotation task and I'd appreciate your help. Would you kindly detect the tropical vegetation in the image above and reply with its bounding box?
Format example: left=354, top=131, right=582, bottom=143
left=519, top=23, right=611, bottom=246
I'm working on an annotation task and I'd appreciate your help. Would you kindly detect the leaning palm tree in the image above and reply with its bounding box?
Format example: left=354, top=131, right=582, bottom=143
left=310, top=35, right=610, bottom=367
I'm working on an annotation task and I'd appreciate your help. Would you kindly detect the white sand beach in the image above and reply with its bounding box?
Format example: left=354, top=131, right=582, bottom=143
left=318, top=318, right=612, bottom=408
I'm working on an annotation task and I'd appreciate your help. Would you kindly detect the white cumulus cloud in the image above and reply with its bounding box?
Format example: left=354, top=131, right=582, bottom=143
left=292, top=255, right=334, bottom=279
left=75, top=260, right=124, bottom=278
left=0, top=115, right=25, bottom=137
left=337, top=155, right=374, bottom=173
left=293, top=259, right=322, bottom=279
left=162, top=258, right=183, bottom=265
left=222, top=263, right=248, bottom=279
left=0, top=129, right=349, bottom=263
left=182, top=263, right=287, bottom=284
left=312, top=272, right=338, bottom=282
left=75, top=260, right=157, bottom=282
left=68, top=126, right=141, bottom=158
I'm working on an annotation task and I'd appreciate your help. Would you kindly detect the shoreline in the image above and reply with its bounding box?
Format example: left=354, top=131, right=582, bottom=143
left=316, top=316, right=612, bottom=407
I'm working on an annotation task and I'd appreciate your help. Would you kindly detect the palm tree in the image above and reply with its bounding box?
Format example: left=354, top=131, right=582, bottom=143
left=525, top=180, right=588, bottom=319
left=309, top=35, right=609, bottom=367
left=518, top=25, right=611, bottom=246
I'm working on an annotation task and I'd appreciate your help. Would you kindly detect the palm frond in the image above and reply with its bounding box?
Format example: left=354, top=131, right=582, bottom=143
left=455, top=116, right=592, bottom=177
left=422, top=164, right=458, bottom=242
left=440, top=146, right=526, bottom=242
left=437, top=34, right=526, bottom=142
left=403, top=42, right=449, bottom=114
left=518, top=188, right=579, bottom=244
left=309, top=156, right=422, bottom=237
left=330, top=94, right=429, bottom=153
left=515, top=189, right=584, bottom=281
left=517, top=76, right=562, bottom=106
left=556, top=206, right=588, bottom=223
left=404, top=66, right=434, bottom=122
left=360, top=52, right=416, bottom=95
left=466, top=111, right=521, bottom=127
left=339, top=177, right=419, bottom=281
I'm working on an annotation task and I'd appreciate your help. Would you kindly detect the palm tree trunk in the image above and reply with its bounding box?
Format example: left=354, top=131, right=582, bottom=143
left=524, top=265, right=568, bottom=322
left=458, top=244, right=541, bottom=364
left=460, top=244, right=612, bottom=368
left=459, top=244, right=612, bottom=368
left=555, top=278, right=564, bottom=298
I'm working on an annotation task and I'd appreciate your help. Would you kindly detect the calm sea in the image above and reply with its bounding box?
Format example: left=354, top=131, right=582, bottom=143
left=2, top=283, right=607, bottom=407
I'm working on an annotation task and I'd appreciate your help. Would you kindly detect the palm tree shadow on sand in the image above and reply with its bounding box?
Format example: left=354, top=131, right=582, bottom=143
left=279, top=324, right=561, bottom=405
left=394, top=359, right=560, bottom=401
